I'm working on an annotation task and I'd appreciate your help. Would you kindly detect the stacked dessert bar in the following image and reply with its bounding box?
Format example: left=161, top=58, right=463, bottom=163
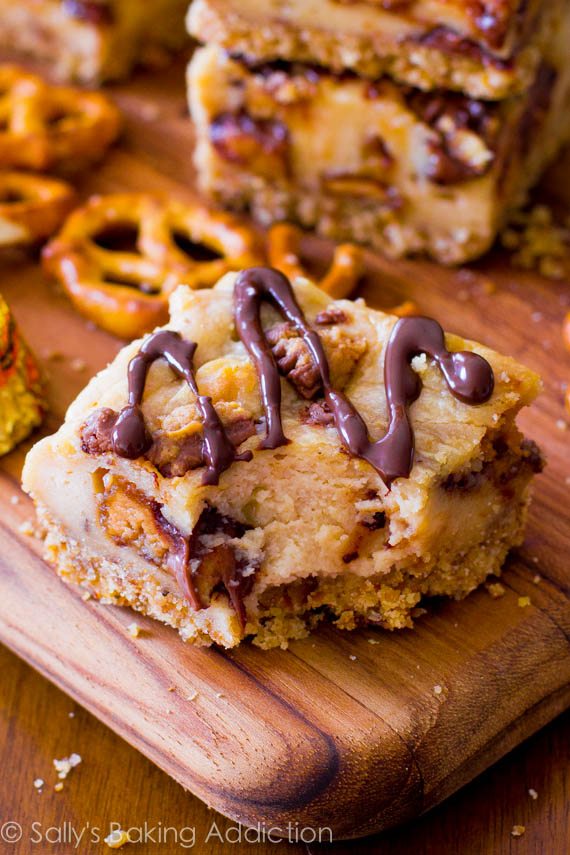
left=187, top=0, right=570, bottom=264
left=0, top=0, right=189, bottom=83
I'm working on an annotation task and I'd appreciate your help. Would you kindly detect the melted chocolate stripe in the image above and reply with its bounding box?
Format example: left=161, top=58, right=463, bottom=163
left=111, top=330, right=252, bottom=485
left=234, top=267, right=494, bottom=485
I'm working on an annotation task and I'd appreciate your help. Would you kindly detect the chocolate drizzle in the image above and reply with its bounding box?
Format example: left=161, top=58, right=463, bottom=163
left=234, top=267, right=494, bottom=484
left=110, top=330, right=252, bottom=485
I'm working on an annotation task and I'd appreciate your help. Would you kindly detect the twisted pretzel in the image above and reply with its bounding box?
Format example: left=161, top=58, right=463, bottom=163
left=268, top=222, right=365, bottom=300
left=42, top=193, right=264, bottom=339
left=0, top=171, right=76, bottom=247
left=268, top=223, right=419, bottom=315
left=0, top=65, right=121, bottom=172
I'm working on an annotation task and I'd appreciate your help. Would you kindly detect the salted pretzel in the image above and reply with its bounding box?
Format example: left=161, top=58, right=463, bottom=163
left=0, top=65, right=121, bottom=172
left=42, top=193, right=264, bottom=339
left=268, top=222, right=419, bottom=315
left=268, top=222, right=365, bottom=300
left=0, top=171, right=76, bottom=247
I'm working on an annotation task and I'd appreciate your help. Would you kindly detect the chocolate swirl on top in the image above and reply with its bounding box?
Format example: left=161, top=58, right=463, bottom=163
left=109, top=267, right=493, bottom=486
left=110, top=329, right=252, bottom=485
left=234, top=267, right=494, bottom=484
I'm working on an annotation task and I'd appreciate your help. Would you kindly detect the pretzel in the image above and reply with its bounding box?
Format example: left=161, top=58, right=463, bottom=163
left=268, top=222, right=365, bottom=300
left=0, top=171, right=76, bottom=247
left=42, top=193, right=264, bottom=339
left=0, top=65, right=121, bottom=172
left=268, top=223, right=420, bottom=315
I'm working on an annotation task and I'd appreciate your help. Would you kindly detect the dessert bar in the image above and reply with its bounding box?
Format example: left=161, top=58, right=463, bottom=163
left=189, top=47, right=570, bottom=264
left=23, top=268, right=543, bottom=648
left=188, top=0, right=567, bottom=100
left=0, top=0, right=189, bottom=83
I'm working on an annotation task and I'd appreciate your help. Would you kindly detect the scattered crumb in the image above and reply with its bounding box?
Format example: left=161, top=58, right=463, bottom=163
left=216, top=692, right=224, bottom=699
left=367, top=638, right=381, bottom=645
left=186, top=690, right=198, bottom=702
left=433, top=685, right=443, bottom=695
left=53, top=753, right=82, bottom=780
left=127, top=622, right=141, bottom=638
left=532, top=557, right=539, bottom=564
left=486, top=582, right=506, bottom=599
left=70, top=358, right=87, bottom=372
left=167, top=686, right=176, bottom=693
left=518, top=597, right=531, bottom=608
left=42, top=349, right=64, bottom=362
left=140, top=102, right=160, bottom=122
left=502, top=204, right=569, bottom=280
left=349, top=655, right=357, bottom=661
left=532, top=575, right=541, bottom=585
left=54, top=782, right=64, bottom=793
left=81, top=591, right=92, bottom=601
left=33, top=778, right=44, bottom=790
left=18, top=519, right=34, bottom=537
left=511, top=825, right=526, bottom=838
left=105, top=829, right=131, bottom=849
left=9, top=495, right=20, bottom=505
left=528, top=788, right=538, bottom=800
left=68, top=712, right=75, bottom=718
left=555, top=419, right=567, bottom=431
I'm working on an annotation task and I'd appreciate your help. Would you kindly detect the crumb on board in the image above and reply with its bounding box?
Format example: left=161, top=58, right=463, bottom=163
left=54, top=782, right=64, bottom=793
left=528, top=788, right=538, bottom=800
left=511, top=825, right=526, bottom=838
left=533, top=575, right=541, bottom=585
left=105, top=829, right=131, bottom=849
left=367, top=638, right=381, bottom=645
left=68, top=711, right=75, bottom=718
left=127, top=622, right=141, bottom=638
left=9, top=495, right=20, bottom=505
left=486, top=582, right=506, bottom=599
left=518, top=597, right=532, bottom=608
left=18, top=519, right=35, bottom=537
left=501, top=204, right=569, bottom=280
left=433, top=685, right=443, bottom=696
left=349, top=655, right=357, bottom=661
left=81, top=591, right=92, bottom=601
left=33, top=778, right=44, bottom=790
left=167, top=686, right=176, bottom=692
left=70, top=357, right=87, bottom=373
left=555, top=419, right=568, bottom=431
left=216, top=692, right=224, bottom=699
left=186, top=690, right=198, bottom=701
left=53, top=753, right=82, bottom=780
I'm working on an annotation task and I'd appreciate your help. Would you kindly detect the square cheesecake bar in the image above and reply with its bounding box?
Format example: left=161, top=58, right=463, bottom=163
left=188, top=46, right=570, bottom=264
left=0, top=0, right=189, bottom=83
left=23, top=269, right=543, bottom=648
left=188, top=0, right=567, bottom=100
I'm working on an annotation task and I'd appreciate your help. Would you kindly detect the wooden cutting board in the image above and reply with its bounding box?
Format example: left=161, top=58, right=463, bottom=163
left=0, top=59, right=569, bottom=842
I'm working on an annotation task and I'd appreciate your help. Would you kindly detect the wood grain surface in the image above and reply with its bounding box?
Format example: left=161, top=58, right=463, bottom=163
left=0, top=59, right=569, bottom=846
